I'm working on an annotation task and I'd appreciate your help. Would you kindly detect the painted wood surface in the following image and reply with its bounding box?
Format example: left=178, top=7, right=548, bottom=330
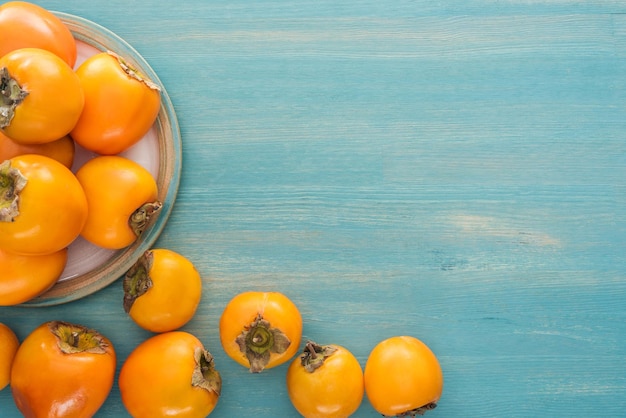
left=1, top=1, right=625, bottom=416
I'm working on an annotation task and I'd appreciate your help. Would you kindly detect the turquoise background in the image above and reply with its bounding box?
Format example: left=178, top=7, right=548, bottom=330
left=1, top=1, right=625, bottom=416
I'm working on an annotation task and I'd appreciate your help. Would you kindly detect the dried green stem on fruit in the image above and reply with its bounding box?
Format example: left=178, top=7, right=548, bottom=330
left=107, top=51, right=161, bottom=91
left=0, top=159, right=27, bottom=222
left=300, top=341, right=337, bottom=373
left=393, top=403, right=438, bottom=417
left=49, top=321, right=109, bottom=354
left=122, top=250, right=154, bottom=312
left=0, top=67, right=28, bottom=128
left=129, top=201, right=162, bottom=237
left=192, top=347, right=222, bottom=396
left=236, top=314, right=291, bottom=373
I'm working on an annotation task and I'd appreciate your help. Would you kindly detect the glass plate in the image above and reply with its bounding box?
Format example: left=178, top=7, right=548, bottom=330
left=21, top=12, right=182, bottom=307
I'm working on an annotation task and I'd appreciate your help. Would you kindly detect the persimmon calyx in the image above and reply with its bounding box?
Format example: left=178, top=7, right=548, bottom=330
left=300, top=341, right=337, bottom=373
left=122, top=250, right=154, bottom=312
left=129, top=201, right=162, bottom=238
left=0, top=67, right=28, bottom=129
left=49, top=321, right=109, bottom=354
left=192, top=347, right=222, bottom=396
left=0, top=159, right=27, bottom=222
left=236, top=314, right=291, bottom=373
left=107, top=51, right=161, bottom=91
left=396, top=403, right=438, bottom=417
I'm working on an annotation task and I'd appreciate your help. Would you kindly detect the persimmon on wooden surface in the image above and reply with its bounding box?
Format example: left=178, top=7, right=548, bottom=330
left=119, top=331, right=222, bottom=418
left=286, top=341, right=364, bottom=418
left=10, top=321, right=116, bottom=417
left=123, top=248, right=202, bottom=333
left=219, top=291, right=302, bottom=373
left=0, top=323, right=19, bottom=391
left=364, top=336, right=443, bottom=417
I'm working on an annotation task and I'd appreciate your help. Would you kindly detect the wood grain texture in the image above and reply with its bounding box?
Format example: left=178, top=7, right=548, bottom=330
left=1, top=1, right=625, bottom=416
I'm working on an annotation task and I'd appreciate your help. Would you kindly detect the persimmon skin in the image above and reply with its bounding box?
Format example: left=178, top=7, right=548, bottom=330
left=0, top=1, right=77, bottom=67
left=71, top=51, right=161, bottom=155
left=124, top=248, right=202, bottom=333
left=119, top=331, right=221, bottom=418
left=75, top=155, right=160, bottom=250
left=219, top=291, right=302, bottom=372
left=10, top=321, right=116, bottom=418
left=0, top=247, right=68, bottom=306
left=286, top=342, right=364, bottom=418
left=0, top=48, right=84, bottom=144
left=0, top=154, right=88, bottom=256
left=0, top=131, right=75, bottom=168
left=364, top=336, right=443, bottom=417
left=0, top=322, right=19, bottom=391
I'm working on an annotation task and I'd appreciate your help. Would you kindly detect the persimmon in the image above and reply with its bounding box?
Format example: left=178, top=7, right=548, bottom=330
left=364, top=336, right=443, bottom=416
left=123, top=248, right=202, bottom=333
left=0, top=48, right=83, bottom=144
left=219, top=291, right=302, bottom=373
left=119, top=331, right=221, bottom=417
left=0, top=131, right=75, bottom=168
left=286, top=341, right=364, bottom=418
left=10, top=321, right=116, bottom=417
left=75, top=155, right=160, bottom=250
left=0, top=155, right=88, bottom=255
left=0, top=247, right=67, bottom=306
left=71, top=51, right=161, bottom=155
left=0, top=322, right=19, bottom=391
left=0, top=1, right=77, bottom=67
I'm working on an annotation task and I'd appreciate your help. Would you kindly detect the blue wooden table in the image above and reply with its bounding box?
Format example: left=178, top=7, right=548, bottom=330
left=1, top=1, right=626, bottom=417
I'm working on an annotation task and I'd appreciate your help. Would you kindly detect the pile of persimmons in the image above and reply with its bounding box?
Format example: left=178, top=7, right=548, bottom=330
left=0, top=2, right=443, bottom=417
left=0, top=0, right=162, bottom=306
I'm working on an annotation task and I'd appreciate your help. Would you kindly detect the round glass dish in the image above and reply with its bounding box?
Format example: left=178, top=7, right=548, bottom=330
left=21, top=12, right=182, bottom=307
